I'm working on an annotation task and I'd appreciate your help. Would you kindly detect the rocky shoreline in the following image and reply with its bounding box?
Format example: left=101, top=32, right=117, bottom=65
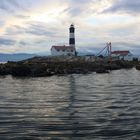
left=0, top=56, right=138, bottom=77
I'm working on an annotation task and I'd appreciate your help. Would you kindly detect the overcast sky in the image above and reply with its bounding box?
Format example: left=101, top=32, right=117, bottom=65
left=0, top=0, right=140, bottom=54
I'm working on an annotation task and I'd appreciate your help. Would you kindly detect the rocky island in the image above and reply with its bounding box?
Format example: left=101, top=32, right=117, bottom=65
left=0, top=56, right=138, bottom=77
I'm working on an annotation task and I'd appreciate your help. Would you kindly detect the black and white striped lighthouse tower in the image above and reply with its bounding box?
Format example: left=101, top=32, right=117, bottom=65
left=69, top=24, right=75, bottom=47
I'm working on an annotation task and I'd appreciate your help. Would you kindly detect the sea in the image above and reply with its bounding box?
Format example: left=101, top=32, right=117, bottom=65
left=0, top=68, right=140, bottom=140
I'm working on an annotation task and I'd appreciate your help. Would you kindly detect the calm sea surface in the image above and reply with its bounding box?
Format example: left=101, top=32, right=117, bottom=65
left=0, top=68, right=140, bottom=140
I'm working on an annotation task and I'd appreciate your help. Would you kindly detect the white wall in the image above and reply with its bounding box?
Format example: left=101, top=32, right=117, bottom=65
left=112, top=53, right=133, bottom=61
left=123, top=56, right=133, bottom=61
left=51, top=48, right=75, bottom=56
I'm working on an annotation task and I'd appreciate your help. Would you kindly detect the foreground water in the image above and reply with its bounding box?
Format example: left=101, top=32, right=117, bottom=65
left=0, top=69, right=140, bottom=140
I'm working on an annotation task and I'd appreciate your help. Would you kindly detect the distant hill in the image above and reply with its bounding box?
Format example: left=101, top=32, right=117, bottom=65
left=0, top=53, right=36, bottom=62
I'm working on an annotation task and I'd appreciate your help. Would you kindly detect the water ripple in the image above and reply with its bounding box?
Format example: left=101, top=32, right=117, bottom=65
left=0, top=69, right=140, bottom=139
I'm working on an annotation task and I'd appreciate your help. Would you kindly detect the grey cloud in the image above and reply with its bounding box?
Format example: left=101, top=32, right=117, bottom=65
left=5, top=22, right=60, bottom=38
left=5, top=25, right=26, bottom=35
left=0, top=0, right=19, bottom=13
left=0, top=0, right=32, bottom=14
left=19, top=41, right=28, bottom=46
left=64, top=0, right=92, bottom=17
left=0, top=38, right=16, bottom=45
left=112, top=42, right=140, bottom=50
left=64, top=8, right=82, bottom=16
left=15, top=14, right=30, bottom=19
left=0, top=0, right=11, bottom=11
left=8, top=0, right=20, bottom=7
left=26, top=27, right=54, bottom=37
left=103, top=0, right=140, bottom=15
left=0, top=20, right=5, bottom=26
left=25, top=23, right=60, bottom=37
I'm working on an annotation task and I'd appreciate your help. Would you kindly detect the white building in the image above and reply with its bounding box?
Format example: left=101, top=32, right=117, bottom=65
left=51, top=45, right=76, bottom=56
left=111, top=51, right=133, bottom=61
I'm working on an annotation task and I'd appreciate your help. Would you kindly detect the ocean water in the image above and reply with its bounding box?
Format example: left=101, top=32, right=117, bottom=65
left=0, top=68, right=140, bottom=140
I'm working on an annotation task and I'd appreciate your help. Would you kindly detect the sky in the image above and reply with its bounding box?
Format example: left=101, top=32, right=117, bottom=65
left=0, top=0, right=140, bottom=55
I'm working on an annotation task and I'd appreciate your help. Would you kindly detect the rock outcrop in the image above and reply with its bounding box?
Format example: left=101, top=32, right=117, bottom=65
left=0, top=56, right=135, bottom=77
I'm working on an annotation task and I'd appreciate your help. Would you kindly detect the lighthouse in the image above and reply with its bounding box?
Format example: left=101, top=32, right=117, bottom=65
left=51, top=24, right=76, bottom=56
left=69, top=24, right=75, bottom=47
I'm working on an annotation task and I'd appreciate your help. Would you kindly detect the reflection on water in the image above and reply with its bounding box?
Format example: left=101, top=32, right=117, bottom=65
left=0, top=69, right=140, bottom=140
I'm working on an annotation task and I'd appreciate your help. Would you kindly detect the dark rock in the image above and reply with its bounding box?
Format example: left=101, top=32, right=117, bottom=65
left=11, top=64, right=31, bottom=77
left=136, top=65, right=140, bottom=70
left=96, top=69, right=110, bottom=74
left=0, top=57, right=135, bottom=77
left=0, top=64, right=8, bottom=75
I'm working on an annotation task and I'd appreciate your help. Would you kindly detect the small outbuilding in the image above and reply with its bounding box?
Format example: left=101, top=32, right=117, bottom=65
left=111, top=51, right=133, bottom=61
left=51, top=45, right=76, bottom=56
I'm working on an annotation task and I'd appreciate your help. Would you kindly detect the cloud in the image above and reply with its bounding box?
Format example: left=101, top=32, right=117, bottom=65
left=64, top=0, right=93, bottom=17
left=5, top=21, right=64, bottom=39
left=0, top=20, right=5, bottom=26
left=0, top=0, right=35, bottom=14
left=0, top=0, right=21, bottom=13
left=15, top=14, right=30, bottom=19
left=25, top=23, right=56, bottom=37
left=0, top=0, right=140, bottom=54
left=103, top=0, right=140, bottom=15
left=0, top=37, right=16, bottom=45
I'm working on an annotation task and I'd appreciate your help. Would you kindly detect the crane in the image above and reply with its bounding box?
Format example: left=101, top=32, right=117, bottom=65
left=96, top=42, right=112, bottom=62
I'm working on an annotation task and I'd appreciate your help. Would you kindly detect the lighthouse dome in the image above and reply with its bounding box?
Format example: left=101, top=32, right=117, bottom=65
left=70, top=24, right=74, bottom=27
